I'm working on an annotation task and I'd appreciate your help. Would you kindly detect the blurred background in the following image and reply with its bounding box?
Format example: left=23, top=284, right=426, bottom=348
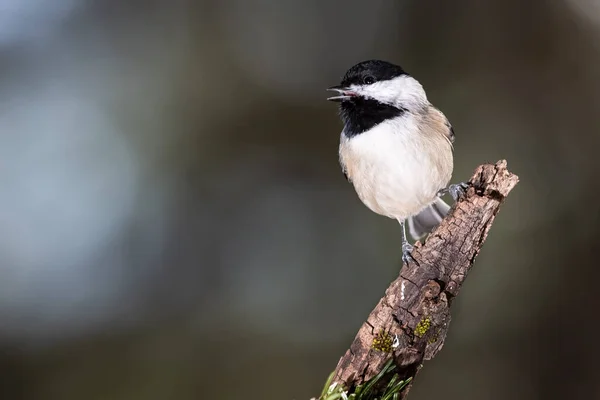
left=0, top=0, right=599, bottom=399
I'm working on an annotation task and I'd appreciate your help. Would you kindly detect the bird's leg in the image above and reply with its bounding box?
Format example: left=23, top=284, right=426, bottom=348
left=399, top=219, right=415, bottom=264
left=437, top=182, right=469, bottom=202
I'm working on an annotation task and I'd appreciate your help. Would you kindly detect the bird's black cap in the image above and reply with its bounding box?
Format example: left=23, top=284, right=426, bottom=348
left=340, top=60, right=407, bottom=87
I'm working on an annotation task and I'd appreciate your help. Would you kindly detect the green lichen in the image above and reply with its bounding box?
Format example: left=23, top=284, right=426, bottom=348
left=414, top=317, right=432, bottom=338
left=371, top=329, right=394, bottom=353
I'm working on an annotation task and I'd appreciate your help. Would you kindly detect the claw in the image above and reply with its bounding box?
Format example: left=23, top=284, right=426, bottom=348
left=448, top=182, right=469, bottom=202
left=401, top=242, right=415, bottom=264
left=438, top=182, right=469, bottom=202
left=399, top=219, right=417, bottom=264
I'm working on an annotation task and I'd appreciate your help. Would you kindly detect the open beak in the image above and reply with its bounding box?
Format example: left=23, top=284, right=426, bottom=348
left=327, top=85, right=357, bottom=102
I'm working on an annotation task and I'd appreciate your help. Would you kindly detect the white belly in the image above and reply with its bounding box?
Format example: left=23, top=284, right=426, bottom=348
left=339, top=118, right=453, bottom=220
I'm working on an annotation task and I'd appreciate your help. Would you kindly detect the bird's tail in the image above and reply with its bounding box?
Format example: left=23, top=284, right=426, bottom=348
left=408, top=197, right=450, bottom=241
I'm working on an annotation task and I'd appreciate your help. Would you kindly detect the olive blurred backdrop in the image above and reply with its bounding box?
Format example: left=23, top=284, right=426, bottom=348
left=0, top=0, right=599, bottom=399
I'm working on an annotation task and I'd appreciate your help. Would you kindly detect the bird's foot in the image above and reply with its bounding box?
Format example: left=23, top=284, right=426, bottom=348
left=438, top=182, right=469, bottom=202
left=448, top=182, right=469, bottom=202
left=401, top=242, right=415, bottom=264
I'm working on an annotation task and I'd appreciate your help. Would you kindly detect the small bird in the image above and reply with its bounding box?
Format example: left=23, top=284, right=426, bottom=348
left=327, top=60, right=467, bottom=263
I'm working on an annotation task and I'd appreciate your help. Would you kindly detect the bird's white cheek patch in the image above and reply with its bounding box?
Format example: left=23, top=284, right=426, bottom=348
left=352, top=76, right=427, bottom=110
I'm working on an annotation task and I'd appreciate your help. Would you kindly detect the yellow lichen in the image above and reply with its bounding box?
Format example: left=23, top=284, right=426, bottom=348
left=427, top=326, right=441, bottom=344
left=414, top=317, right=432, bottom=338
left=371, top=329, right=394, bottom=352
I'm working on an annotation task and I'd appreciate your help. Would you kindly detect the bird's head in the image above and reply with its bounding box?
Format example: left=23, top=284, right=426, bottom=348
left=327, top=60, right=427, bottom=111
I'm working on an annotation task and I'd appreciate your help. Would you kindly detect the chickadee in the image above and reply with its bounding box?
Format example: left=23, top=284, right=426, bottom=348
left=327, top=60, right=467, bottom=263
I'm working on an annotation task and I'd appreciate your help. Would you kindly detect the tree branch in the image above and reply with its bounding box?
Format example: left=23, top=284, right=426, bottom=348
left=322, top=160, right=519, bottom=399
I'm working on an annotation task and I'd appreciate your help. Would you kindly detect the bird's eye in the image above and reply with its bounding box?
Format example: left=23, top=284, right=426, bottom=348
left=363, top=76, right=376, bottom=85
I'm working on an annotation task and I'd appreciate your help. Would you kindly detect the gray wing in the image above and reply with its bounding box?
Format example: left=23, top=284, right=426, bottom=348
left=423, top=106, right=454, bottom=144
left=428, top=106, right=455, bottom=144
left=447, top=121, right=455, bottom=143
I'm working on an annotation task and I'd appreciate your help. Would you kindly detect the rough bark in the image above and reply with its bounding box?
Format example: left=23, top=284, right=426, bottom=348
left=330, top=160, right=519, bottom=399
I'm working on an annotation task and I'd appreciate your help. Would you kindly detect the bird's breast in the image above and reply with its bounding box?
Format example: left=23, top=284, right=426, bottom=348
left=339, top=117, right=453, bottom=220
